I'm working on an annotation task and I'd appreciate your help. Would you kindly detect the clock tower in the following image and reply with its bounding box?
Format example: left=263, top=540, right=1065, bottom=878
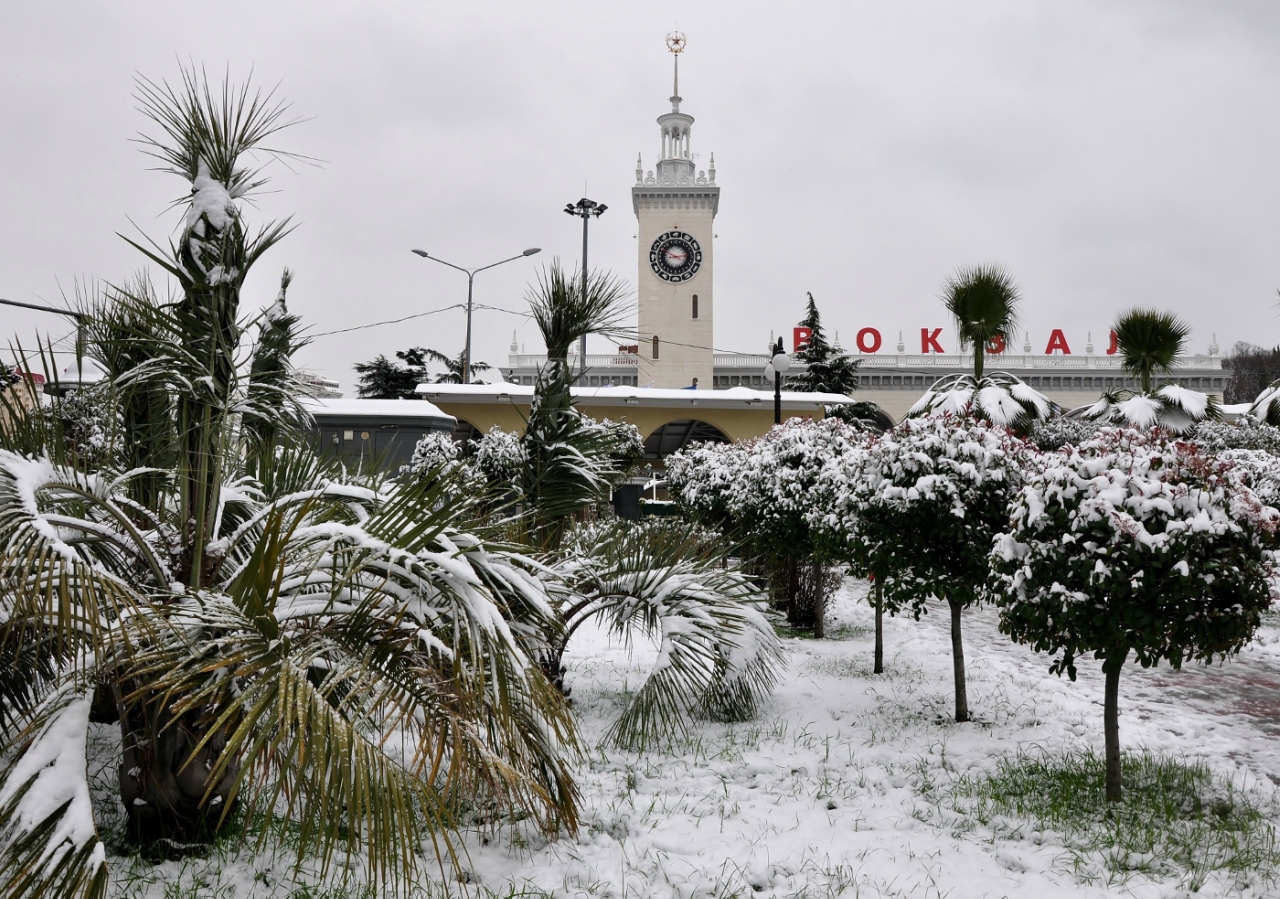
left=633, top=33, right=718, bottom=388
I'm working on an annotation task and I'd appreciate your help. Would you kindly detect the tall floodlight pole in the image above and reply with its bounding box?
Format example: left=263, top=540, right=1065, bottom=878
left=411, top=248, right=541, bottom=384
left=563, top=198, right=608, bottom=373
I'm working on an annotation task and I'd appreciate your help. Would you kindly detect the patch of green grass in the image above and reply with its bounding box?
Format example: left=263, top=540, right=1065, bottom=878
left=949, top=748, right=1280, bottom=890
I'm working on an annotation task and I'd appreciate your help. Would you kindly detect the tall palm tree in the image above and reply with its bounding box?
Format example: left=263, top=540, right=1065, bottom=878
left=1083, top=308, right=1218, bottom=433
left=943, top=263, right=1019, bottom=381
left=911, top=264, right=1054, bottom=430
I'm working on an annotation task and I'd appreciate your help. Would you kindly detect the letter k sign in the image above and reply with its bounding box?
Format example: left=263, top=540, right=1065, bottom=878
left=921, top=328, right=944, bottom=353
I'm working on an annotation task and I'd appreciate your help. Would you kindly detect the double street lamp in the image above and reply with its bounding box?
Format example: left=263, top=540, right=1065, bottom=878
left=410, top=248, right=541, bottom=384
left=563, top=197, right=607, bottom=371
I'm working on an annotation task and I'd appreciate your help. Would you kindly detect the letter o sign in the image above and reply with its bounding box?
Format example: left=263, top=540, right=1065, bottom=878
left=856, top=327, right=882, bottom=354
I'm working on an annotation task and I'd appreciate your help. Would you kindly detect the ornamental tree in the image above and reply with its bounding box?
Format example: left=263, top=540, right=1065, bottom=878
left=815, top=415, right=1025, bottom=720
left=990, top=428, right=1277, bottom=801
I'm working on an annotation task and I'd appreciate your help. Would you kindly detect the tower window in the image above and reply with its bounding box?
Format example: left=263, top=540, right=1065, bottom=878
left=692, top=295, right=698, bottom=319
left=652, top=335, right=660, bottom=359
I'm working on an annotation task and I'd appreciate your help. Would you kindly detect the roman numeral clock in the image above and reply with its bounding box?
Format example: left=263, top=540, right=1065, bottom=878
left=632, top=33, right=719, bottom=389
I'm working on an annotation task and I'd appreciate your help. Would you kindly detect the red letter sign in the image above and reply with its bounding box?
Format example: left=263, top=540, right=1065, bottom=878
left=986, top=334, right=1006, bottom=354
left=1044, top=329, right=1071, bottom=355
left=921, top=328, right=944, bottom=353
left=1106, top=330, right=1118, bottom=356
left=794, top=327, right=813, bottom=352
left=856, top=327, right=882, bottom=353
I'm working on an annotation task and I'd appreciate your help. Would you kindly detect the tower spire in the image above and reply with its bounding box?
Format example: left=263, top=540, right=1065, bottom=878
left=667, top=31, right=686, bottom=113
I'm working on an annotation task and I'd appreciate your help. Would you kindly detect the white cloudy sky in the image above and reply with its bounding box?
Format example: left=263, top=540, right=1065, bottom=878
left=3, top=1, right=1279, bottom=387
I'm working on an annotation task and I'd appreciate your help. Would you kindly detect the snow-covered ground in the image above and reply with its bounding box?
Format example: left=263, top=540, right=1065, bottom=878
left=105, top=578, right=1280, bottom=897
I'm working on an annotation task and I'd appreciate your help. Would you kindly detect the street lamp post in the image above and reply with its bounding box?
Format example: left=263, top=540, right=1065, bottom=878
left=563, top=197, right=608, bottom=373
left=0, top=298, right=89, bottom=356
left=764, top=337, right=790, bottom=425
left=410, top=248, right=541, bottom=384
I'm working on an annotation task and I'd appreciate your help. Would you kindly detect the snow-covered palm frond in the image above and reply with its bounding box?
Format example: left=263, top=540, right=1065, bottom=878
left=0, top=677, right=107, bottom=899
left=1247, top=379, right=1280, bottom=426
left=1081, top=385, right=1220, bottom=435
left=123, top=497, right=577, bottom=883
left=557, top=521, right=785, bottom=750
left=908, top=372, right=1054, bottom=430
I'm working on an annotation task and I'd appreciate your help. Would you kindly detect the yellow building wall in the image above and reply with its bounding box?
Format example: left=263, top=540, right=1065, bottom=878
left=434, top=399, right=822, bottom=445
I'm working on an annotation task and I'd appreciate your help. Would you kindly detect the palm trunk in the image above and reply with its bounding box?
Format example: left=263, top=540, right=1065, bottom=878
left=948, top=598, right=969, bottom=722
left=811, top=559, right=825, bottom=639
left=118, top=686, right=238, bottom=848
left=873, top=580, right=884, bottom=674
left=1103, top=648, right=1129, bottom=802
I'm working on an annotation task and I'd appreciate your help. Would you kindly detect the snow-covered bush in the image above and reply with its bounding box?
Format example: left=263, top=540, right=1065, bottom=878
left=587, top=417, right=644, bottom=476
left=990, top=428, right=1278, bottom=801
left=401, top=430, right=459, bottom=475
left=814, top=415, right=1028, bottom=720
left=470, top=426, right=528, bottom=488
left=1029, top=416, right=1098, bottom=452
left=668, top=418, right=864, bottom=633
left=666, top=439, right=749, bottom=533
left=1191, top=419, right=1280, bottom=456
left=45, top=383, right=119, bottom=469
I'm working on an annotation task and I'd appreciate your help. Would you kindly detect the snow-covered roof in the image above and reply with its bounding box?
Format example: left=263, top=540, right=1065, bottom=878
left=302, top=397, right=454, bottom=422
left=414, top=382, right=853, bottom=410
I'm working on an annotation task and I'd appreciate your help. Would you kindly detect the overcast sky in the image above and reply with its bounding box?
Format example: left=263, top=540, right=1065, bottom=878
left=4, top=1, right=1280, bottom=387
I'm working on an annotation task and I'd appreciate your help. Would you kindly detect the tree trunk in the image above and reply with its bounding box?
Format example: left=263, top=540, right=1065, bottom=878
left=785, top=557, right=811, bottom=628
left=118, top=687, right=238, bottom=850
left=1103, top=648, right=1129, bottom=803
left=873, top=580, right=884, bottom=674
left=812, top=559, right=825, bottom=639
left=948, top=598, right=969, bottom=723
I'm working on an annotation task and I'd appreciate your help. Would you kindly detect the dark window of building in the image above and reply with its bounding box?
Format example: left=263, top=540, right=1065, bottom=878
left=692, top=295, right=699, bottom=319
left=652, top=335, right=660, bottom=359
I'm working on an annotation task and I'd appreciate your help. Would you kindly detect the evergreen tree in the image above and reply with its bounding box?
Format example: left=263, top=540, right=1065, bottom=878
left=354, top=346, right=492, bottom=397
left=794, top=293, right=858, bottom=395
left=353, top=347, right=432, bottom=398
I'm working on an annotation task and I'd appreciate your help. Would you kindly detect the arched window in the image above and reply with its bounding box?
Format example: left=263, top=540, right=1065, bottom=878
left=652, top=335, right=660, bottom=359
left=692, top=295, right=698, bottom=319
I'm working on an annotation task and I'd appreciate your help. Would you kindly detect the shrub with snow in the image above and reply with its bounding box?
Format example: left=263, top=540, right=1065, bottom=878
left=668, top=418, right=864, bottom=633
left=1029, top=416, right=1098, bottom=452
left=990, top=427, right=1278, bottom=801
left=1191, top=418, right=1280, bottom=456
left=470, top=426, right=528, bottom=488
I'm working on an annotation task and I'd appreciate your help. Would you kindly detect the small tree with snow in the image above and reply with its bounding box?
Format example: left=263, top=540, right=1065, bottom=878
left=990, top=428, right=1277, bottom=801
left=820, top=415, right=1025, bottom=719
left=669, top=418, right=864, bottom=634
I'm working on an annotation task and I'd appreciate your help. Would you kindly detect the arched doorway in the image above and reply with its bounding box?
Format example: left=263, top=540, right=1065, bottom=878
left=451, top=418, right=483, bottom=445
left=642, top=419, right=730, bottom=463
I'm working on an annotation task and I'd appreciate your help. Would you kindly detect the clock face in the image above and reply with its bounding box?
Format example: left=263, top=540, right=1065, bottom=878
left=649, top=231, right=703, bottom=282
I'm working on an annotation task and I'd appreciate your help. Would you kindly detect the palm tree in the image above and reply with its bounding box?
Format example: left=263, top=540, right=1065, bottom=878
left=0, top=69, right=576, bottom=895
left=943, top=263, right=1019, bottom=381
left=418, top=347, right=493, bottom=384
left=513, top=262, right=785, bottom=749
left=910, top=264, right=1054, bottom=430
left=1083, top=309, right=1218, bottom=433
